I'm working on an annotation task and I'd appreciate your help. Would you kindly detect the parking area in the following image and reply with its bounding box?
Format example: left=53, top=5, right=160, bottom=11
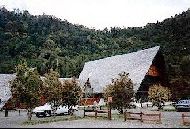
left=0, top=109, right=190, bottom=128
left=0, top=110, right=28, bottom=128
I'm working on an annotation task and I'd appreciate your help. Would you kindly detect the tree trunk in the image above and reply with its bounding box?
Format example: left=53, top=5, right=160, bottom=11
left=52, top=107, right=56, bottom=118
left=52, top=101, right=57, bottom=118
left=27, top=109, right=32, bottom=121
left=68, top=105, right=73, bottom=115
left=118, top=108, right=123, bottom=114
left=5, top=109, right=8, bottom=117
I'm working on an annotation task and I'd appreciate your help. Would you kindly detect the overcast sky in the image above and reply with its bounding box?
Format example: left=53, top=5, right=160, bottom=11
left=1, top=0, right=190, bottom=30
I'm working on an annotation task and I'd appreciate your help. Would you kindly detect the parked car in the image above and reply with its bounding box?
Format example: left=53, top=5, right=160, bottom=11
left=175, top=99, right=190, bottom=112
left=32, top=103, right=78, bottom=117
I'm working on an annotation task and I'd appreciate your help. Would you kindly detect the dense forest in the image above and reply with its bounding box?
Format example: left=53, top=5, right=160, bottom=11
left=0, top=7, right=190, bottom=98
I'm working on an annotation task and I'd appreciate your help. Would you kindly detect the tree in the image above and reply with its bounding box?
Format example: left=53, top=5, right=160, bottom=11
left=62, top=77, right=82, bottom=114
left=42, top=69, right=63, bottom=116
left=180, top=55, right=190, bottom=76
left=38, top=38, right=62, bottom=75
left=148, top=83, right=171, bottom=109
left=1, top=6, right=190, bottom=95
left=103, top=72, right=134, bottom=114
left=170, top=78, right=190, bottom=100
left=10, top=61, right=43, bottom=120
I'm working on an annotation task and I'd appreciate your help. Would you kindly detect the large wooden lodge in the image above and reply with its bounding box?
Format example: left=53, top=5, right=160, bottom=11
left=0, top=46, right=169, bottom=109
left=79, top=46, right=168, bottom=103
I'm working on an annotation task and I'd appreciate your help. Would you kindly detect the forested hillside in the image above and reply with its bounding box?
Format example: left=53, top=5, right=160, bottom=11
left=0, top=7, right=190, bottom=97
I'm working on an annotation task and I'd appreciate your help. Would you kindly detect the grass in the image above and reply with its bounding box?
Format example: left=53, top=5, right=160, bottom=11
left=112, top=113, right=124, bottom=120
left=83, top=112, right=124, bottom=120
left=22, top=109, right=178, bottom=125
left=22, top=115, right=82, bottom=125
left=161, top=109, right=176, bottom=112
left=23, top=114, right=122, bottom=125
left=22, top=109, right=123, bottom=125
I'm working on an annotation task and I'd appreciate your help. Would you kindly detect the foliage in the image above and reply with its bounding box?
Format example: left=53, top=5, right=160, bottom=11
left=148, top=83, right=172, bottom=109
left=61, top=77, right=82, bottom=111
left=180, top=55, right=190, bottom=76
left=103, top=72, right=134, bottom=114
left=168, top=55, right=190, bottom=100
left=10, top=60, right=43, bottom=120
left=42, top=69, right=82, bottom=114
left=1, top=7, right=190, bottom=99
left=42, top=69, right=63, bottom=111
left=170, top=77, right=190, bottom=100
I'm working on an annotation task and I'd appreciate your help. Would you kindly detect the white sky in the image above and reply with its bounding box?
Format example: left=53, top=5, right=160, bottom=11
left=0, top=0, right=190, bottom=30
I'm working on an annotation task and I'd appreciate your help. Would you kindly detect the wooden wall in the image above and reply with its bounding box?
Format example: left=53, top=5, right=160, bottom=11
left=146, top=65, right=160, bottom=77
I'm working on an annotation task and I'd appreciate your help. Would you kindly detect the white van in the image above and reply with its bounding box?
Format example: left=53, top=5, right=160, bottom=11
left=32, top=103, right=78, bottom=117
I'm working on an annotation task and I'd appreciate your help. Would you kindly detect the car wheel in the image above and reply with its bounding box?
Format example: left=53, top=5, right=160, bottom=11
left=59, top=113, right=65, bottom=116
left=43, top=112, right=46, bottom=117
left=45, top=110, right=51, bottom=117
left=36, top=112, right=41, bottom=117
left=176, top=108, right=184, bottom=112
left=36, top=112, right=46, bottom=117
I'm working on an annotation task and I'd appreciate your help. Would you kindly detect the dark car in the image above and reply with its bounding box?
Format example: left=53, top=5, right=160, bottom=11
left=175, top=99, right=190, bottom=112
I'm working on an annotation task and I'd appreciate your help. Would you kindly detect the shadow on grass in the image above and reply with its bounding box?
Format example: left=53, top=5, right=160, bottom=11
left=22, top=115, right=82, bottom=125
left=23, top=113, right=126, bottom=125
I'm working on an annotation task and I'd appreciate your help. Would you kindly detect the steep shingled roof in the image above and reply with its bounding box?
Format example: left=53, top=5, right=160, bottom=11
left=79, top=46, right=160, bottom=93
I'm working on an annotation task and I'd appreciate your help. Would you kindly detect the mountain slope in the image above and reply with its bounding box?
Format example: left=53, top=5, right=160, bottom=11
left=0, top=7, right=189, bottom=90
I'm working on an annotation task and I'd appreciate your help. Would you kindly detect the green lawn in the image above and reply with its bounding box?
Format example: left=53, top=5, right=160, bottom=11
left=23, top=112, right=124, bottom=125
left=23, top=115, right=81, bottom=125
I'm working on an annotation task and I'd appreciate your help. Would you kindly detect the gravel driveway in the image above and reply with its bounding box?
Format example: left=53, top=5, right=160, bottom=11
left=0, top=110, right=190, bottom=128
left=0, top=110, right=28, bottom=128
